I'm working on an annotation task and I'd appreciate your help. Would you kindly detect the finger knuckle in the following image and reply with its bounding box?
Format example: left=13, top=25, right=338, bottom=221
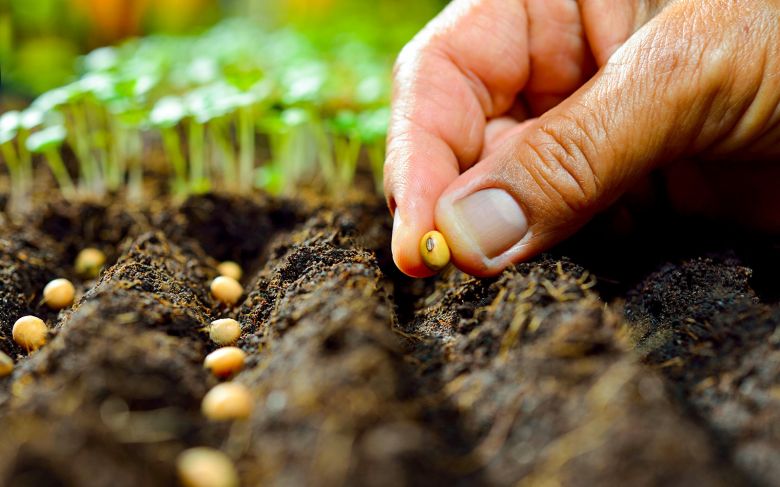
left=520, top=119, right=602, bottom=214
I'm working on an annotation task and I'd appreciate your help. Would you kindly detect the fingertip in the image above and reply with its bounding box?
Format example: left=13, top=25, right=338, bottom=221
left=391, top=209, right=437, bottom=278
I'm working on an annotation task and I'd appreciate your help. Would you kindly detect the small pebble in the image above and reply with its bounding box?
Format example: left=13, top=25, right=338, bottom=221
left=75, top=247, right=106, bottom=278
left=210, top=276, right=243, bottom=305
left=0, top=351, right=13, bottom=377
left=209, top=318, right=241, bottom=345
left=419, top=230, right=451, bottom=272
left=216, top=261, right=242, bottom=281
left=204, top=347, right=246, bottom=378
left=177, top=447, right=239, bottom=487
left=201, top=382, right=253, bottom=420
left=43, top=278, right=75, bottom=310
left=12, top=316, right=48, bottom=352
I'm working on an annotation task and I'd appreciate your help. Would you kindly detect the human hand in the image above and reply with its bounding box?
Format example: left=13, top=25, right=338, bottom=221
left=384, top=0, right=780, bottom=277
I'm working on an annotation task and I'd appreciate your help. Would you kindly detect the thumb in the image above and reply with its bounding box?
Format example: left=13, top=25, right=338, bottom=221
left=434, top=2, right=772, bottom=276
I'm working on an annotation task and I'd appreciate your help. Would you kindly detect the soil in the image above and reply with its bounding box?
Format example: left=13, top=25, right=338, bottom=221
left=0, top=190, right=779, bottom=486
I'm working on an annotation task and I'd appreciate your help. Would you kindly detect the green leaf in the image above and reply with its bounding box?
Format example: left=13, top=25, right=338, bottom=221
left=150, top=97, right=186, bottom=127
left=20, top=108, right=45, bottom=130
left=32, top=85, right=77, bottom=111
left=25, top=125, right=66, bottom=153
left=329, top=110, right=359, bottom=135
left=83, top=46, right=119, bottom=72
left=0, top=111, right=20, bottom=142
left=357, top=107, right=389, bottom=142
left=79, top=73, right=117, bottom=101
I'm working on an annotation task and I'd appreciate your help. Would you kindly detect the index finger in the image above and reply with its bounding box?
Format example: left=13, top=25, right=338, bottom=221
left=384, top=0, right=530, bottom=277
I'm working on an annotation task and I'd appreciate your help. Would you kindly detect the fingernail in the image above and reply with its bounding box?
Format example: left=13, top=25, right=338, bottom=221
left=453, top=189, right=528, bottom=258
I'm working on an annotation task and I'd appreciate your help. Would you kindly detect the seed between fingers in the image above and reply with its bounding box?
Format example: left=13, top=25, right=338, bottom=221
left=419, top=230, right=451, bottom=271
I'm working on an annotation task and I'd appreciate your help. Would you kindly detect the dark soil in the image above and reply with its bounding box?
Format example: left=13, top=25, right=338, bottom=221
left=1, top=192, right=779, bottom=486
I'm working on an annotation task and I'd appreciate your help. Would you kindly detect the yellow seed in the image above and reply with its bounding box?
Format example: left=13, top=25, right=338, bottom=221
left=204, top=347, right=246, bottom=378
left=210, top=276, right=243, bottom=305
left=216, top=261, right=242, bottom=281
left=12, top=316, right=48, bottom=352
left=177, top=447, right=239, bottom=487
left=209, top=318, right=241, bottom=345
left=75, top=247, right=106, bottom=279
left=419, top=230, right=451, bottom=271
left=43, top=278, right=75, bottom=310
left=201, top=382, right=253, bottom=421
left=0, top=352, right=13, bottom=377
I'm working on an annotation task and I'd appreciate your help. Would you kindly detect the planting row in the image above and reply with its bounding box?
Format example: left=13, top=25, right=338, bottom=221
left=3, top=197, right=780, bottom=484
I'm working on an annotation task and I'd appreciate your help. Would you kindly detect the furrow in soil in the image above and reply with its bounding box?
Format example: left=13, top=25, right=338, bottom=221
left=0, top=231, right=221, bottom=487
left=395, top=257, right=746, bottom=485
left=233, top=206, right=463, bottom=486
left=626, top=255, right=780, bottom=485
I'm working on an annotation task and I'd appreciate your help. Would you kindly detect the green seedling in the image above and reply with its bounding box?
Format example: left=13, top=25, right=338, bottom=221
left=14, top=18, right=396, bottom=202
left=357, top=107, right=390, bottom=195
left=25, top=125, right=75, bottom=198
left=0, top=111, right=26, bottom=210
left=106, top=75, right=157, bottom=199
left=150, top=97, right=188, bottom=196
left=259, top=108, right=317, bottom=195
left=317, top=110, right=362, bottom=198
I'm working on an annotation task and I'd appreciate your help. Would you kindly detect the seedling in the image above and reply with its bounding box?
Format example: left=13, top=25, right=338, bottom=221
left=25, top=126, right=75, bottom=199
left=357, top=107, right=389, bottom=194
left=259, top=108, right=317, bottom=196
left=210, top=277, right=243, bottom=306
left=10, top=18, right=396, bottom=202
left=12, top=316, right=48, bottom=352
left=317, top=110, right=362, bottom=197
left=177, top=447, right=239, bottom=487
left=209, top=318, right=241, bottom=345
left=0, top=110, right=30, bottom=213
left=420, top=230, right=451, bottom=272
left=204, top=347, right=246, bottom=378
left=149, top=97, right=188, bottom=196
left=43, top=278, right=76, bottom=310
left=75, top=248, right=107, bottom=279
left=0, top=352, right=13, bottom=377
left=201, top=382, right=253, bottom=421
left=216, top=261, right=242, bottom=281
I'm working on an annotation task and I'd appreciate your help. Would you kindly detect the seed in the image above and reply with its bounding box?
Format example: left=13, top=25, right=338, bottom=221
left=209, top=318, right=241, bottom=345
left=419, top=230, right=451, bottom=271
left=216, top=261, right=242, bottom=281
left=75, top=247, right=106, bottom=278
left=210, top=276, right=243, bottom=305
left=204, top=347, right=246, bottom=378
left=0, top=352, right=13, bottom=377
left=201, top=382, right=253, bottom=420
left=43, top=278, right=75, bottom=310
left=177, top=447, right=239, bottom=487
left=12, top=315, right=48, bottom=351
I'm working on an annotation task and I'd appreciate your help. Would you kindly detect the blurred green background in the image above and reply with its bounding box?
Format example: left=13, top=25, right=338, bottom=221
left=0, top=0, right=446, bottom=98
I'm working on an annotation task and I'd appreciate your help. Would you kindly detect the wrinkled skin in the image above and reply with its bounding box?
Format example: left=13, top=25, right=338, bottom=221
left=384, top=0, right=780, bottom=277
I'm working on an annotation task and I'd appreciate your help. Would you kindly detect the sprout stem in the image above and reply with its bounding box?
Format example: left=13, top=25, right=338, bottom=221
left=16, top=130, right=34, bottom=199
left=314, top=122, right=336, bottom=194
left=367, top=143, right=385, bottom=196
left=188, top=120, right=207, bottom=193
left=127, top=130, right=143, bottom=201
left=69, top=104, right=100, bottom=194
left=209, top=120, right=237, bottom=191
left=43, top=148, right=76, bottom=198
left=108, top=119, right=127, bottom=192
left=334, top=135, right=361, bottom=196
left=161, top=127, right=187, bottom=196
left=238, top=107, right=254, bottom=193
left=1, top=142, right=27, bottom=212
